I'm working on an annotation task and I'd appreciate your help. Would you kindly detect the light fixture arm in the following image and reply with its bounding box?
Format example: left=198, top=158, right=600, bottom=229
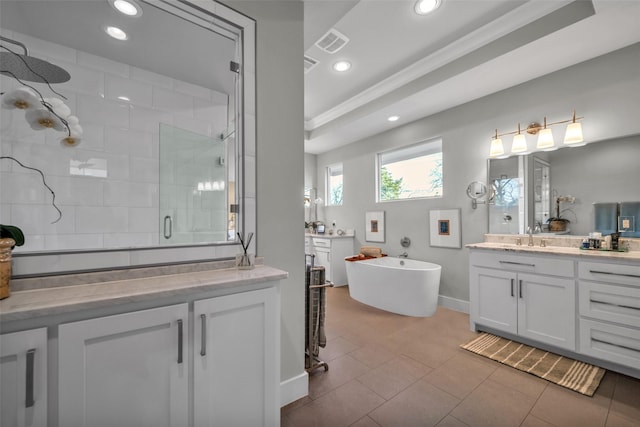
left=491, top=112, right=583, bottom=139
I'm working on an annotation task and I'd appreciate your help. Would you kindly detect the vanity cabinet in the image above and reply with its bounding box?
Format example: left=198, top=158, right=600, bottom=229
left=0, top=327, right=47, bottom=427
left=58, top=303, right=189, bottom=427
left=58, top=286, right=279, bottom=427
left=470, top=251, right=576, bottom=351
left=193, top=287, right=278, bottom=427
left=308, top=236, right=354, bottom=286
left=577, top=260, right=640, bottom=371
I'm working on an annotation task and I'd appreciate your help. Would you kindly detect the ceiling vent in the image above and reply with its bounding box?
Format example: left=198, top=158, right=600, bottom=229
left=315, top=29, right=349, bottom=54
left=304, top=55, right=319, bottom=73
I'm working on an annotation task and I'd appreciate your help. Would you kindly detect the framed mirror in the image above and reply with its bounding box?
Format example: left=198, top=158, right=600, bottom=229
left=0, top=1, right=256, bottom=275
left=487, top=135, right=640, bottom=237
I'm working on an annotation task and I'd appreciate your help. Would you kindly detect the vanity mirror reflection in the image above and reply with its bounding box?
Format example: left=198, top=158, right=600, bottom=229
left=487, top=135, right=640, bottom=237
left=0, top=1, right=256, bottom=275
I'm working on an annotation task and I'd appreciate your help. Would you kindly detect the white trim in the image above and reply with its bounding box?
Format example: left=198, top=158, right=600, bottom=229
left=438, top=295, right=469, bottom=314
left=280, top=371, right=308, bottom=407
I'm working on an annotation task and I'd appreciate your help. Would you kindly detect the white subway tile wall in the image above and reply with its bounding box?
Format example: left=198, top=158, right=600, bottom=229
left=0, top=29, right=230, bottom=252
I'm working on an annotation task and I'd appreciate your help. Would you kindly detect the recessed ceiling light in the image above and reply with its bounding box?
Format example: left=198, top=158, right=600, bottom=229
left=105, top=26, right=128, bottom=41
left=387, top=116, right=400, bottom=122
left=108, top=0, right=143, bottom=17
left=333, top=61, right=351, bottom=72
left=414, top=0, right=441, bottom=15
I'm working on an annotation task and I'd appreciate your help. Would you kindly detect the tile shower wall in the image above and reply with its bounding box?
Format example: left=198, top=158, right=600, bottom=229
left=0, top=29, right=229, bottom=252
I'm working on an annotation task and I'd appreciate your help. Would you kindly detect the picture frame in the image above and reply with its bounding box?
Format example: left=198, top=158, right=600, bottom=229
left=365, top=211, right=385, bottom=242
left=429, top=208, right=461, bottom=248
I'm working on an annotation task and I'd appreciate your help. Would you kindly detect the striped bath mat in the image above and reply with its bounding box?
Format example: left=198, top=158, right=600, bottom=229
left=461, top=333, right=606, bottom=396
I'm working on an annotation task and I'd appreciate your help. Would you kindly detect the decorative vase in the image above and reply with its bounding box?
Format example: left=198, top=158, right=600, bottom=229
left=549, top=220, right=567, bottom=232
left=0, top=238, right=15, bottom=299
left=235, top=253, right=255, bottom=270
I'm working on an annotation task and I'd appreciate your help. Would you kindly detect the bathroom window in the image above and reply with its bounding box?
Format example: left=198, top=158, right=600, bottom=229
left=326, top=163, right=343, bottom=206
left=377, top=138, right=443, bottom=201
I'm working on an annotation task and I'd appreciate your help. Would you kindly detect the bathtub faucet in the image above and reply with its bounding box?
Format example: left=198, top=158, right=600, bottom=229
left=398, top=252, right=408, bottom=258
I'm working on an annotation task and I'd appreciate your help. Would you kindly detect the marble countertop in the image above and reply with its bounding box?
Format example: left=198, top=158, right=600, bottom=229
left=0, top=265, right=288, bottom=323
left=466, top=241, right=640, bottom=261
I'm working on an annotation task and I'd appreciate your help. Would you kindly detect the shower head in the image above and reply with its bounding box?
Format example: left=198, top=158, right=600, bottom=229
left=1, top=36, right=71, bottom=84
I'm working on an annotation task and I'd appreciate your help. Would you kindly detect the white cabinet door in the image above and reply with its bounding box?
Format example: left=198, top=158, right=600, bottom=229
left=470, top=267, right=518, bottom=334
left=59, top=304, right=189, bottom=427
left=313, top=249, right=331, bottom=282
left=0, top=328, right=47, bottom=427
left=517, top=273, right=576, bottom=350
left=193, top=287, right=279, bottom=427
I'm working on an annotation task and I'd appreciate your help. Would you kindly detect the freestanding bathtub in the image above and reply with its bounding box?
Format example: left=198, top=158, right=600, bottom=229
left=345, top=256, right=442, bottom=317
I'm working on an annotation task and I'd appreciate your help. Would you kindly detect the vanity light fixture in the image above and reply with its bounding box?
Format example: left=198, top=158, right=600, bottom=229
left=489, top=129, right=506, bottom=158
left=105, top=26, right=128, bottom=41
left=414, top=0, right=442, bottom=15
left=563, top=110, right=585, bottom=146
left=488, top=111, right=584, bottom=158
left=108, top=0, right=143, bottom=17
left=333, top=60, right=351, bottom=72
left=536, top=117, right=556, bottom=151
left=510, top=123, right=528, bottom=154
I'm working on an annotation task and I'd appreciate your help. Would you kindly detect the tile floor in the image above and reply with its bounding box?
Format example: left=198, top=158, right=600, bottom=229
left=281, top=286, right=640, bottom=427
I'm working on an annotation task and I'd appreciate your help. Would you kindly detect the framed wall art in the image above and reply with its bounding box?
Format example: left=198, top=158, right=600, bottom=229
left=365, top=211, right=385, bottom=242
left=429, top=208, right=461, bottom=248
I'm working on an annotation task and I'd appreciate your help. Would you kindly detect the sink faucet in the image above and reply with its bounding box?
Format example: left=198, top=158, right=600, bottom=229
left=527, top=226, right=534, bottom=246
left=398, top=252, right=408, bottom=258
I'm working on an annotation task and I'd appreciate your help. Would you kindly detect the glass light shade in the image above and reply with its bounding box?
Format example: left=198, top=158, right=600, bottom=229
left=489, top=137, right=504, bottom=158
left=536, top=128, right=555, bottom=151
left=511, top=133, right=528, bottom=154
left=564, top=122, right=584, bottom=145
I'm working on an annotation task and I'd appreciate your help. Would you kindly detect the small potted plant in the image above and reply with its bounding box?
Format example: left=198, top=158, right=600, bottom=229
left=0, top=224, right=25, bottom=299
left=547, top=196, right=574, bottom=232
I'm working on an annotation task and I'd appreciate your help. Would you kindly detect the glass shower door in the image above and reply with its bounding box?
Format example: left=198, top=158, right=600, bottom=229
left=159, top=124, right=229, bottom=245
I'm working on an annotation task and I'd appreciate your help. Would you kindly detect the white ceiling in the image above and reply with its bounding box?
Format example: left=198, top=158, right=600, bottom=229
left=303, top=0, right=640, bottom=154
left=0, top=0, right=238, bottom=95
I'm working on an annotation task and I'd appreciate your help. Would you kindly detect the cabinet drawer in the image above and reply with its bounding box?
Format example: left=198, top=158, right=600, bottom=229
left=312, top=238, right=331, bottom=248
left=579, top=319, right=640, bottom=370
left=579, top=281, right=640, bottom=327
left=470, top=251, right=574, bottom=277
left=579, top=261, right=640, bottom=286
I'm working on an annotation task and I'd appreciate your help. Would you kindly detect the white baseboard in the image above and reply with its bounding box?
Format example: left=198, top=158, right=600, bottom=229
left=280, top=371, right=308, bottom=407
left=438, top=295, right=469, bottom=314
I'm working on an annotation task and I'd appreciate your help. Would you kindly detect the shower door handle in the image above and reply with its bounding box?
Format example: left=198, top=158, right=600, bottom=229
left=510, top=279, right=514, bottom=297
left=164, top=215, right=172, bottom=239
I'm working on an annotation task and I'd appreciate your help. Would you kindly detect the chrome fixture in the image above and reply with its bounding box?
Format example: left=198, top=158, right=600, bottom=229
left=466, top=181, right=488, bottom=209
left=400, top=237, right=411, bottom=248
left=0, top=36, right=70, bottom=83
left=489, top=111, right=584, bottom=158
left=527, top=226, right=534, bottom=247
left=398, top=252, right=408, bottom=258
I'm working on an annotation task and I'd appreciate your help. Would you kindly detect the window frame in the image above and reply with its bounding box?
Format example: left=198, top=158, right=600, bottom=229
left=326, top=163, right=344, bottom=206
left=376, top=138, right=443, bottom=203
